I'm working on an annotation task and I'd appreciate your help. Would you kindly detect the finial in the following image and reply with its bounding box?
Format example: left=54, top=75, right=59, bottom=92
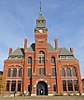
left=40, top=0, right=42, bottom=15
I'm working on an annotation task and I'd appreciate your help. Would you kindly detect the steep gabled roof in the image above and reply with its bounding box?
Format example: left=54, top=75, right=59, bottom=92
left=58, top=48, right=73, bottom=56
left=48, top=43, right=56, bottom=52
left=27, top=43, right=35, bottom=52
left=9, top=48, right=24, bottom=57
left=27, top=43, right=56, bottom=52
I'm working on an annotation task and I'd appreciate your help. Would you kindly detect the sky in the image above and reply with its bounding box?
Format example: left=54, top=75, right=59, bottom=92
left=0, top=0, right=84, bottom=77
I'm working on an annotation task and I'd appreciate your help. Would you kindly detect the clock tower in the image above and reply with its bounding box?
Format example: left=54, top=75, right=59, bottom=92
left=34, top=1, right=48, bottom=50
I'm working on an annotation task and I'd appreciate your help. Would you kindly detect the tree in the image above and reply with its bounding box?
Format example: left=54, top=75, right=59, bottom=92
left=0, top=75, right=6, bottom=94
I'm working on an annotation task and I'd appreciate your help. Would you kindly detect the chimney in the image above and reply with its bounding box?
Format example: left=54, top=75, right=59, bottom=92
left=54, top=38, right=58, bottom=50
left=9, top=48, right=12, bottom=55
left=70, top=48, right=74, bottom=54
left=24, top=38, right=27, bottom=51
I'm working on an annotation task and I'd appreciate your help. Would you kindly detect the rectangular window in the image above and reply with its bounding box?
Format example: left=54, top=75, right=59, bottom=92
left=68, top=80, right=73, bottom=91
left=42, top=57, right=45, bottom=63
left=38, top=68, right=45, bottom=75
left=17, top=80, right=21, bottom=91
left=28, top=68, right=32, bottom=77
left=6, top=80, right=10, bottom=91
left=42, top=68, right=45, bottom=75
left=62, top=80, right=66, bottom=91
left=39, top=68, right=41, bottom=75
left=60, top=56, right=66, bottom=60
left=52, top=68, right=56, bottom=77
left=28, top=85, right=31, bottom=92
left=38, top=57, right=41, bottom=63
left=11, top=80, right=16, bottom=91
left=74, top=80, right=78, bottom=91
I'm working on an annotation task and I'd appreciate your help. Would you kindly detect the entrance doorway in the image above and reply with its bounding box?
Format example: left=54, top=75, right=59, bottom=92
left=37, top=81, right=48, bottom=95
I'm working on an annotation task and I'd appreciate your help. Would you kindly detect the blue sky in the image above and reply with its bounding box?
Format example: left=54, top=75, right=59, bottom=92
left=0, top=0, right=84, bottom=77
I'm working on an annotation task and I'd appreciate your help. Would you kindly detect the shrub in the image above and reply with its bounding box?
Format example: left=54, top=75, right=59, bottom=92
left=60, top=93, right=63, bottom=96
left=68, top=93, right=70, bottom=96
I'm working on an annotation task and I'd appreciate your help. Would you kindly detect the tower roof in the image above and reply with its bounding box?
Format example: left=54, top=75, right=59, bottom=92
left=35, top=1, right=47, bottom=29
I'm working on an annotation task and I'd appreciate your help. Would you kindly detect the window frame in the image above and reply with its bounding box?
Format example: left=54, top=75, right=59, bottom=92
left=7, top=68, right=11, bottom=77
left=38, top=51, right=45, bottom=64
left=74, top=80, right=79, bottom=91
left=72, top=67, right=77, bottom=76
left=6, top=80, right=10, bottom=91
left=28, top=67, right=32, bottom=77
left=62, top=80, right=67, bottom=91
left=52, top=67, right=56, bottom=77
left=38, top=67, right=45, bottom=75
left=62, top=68, right=65, bottom=77
left=12, top=68, right=17, bottom=77
left=68, top=80, right=73, bottom=91
left=18, top=68, right=22, bottom=77
left=17, top=80, right=21, bottom=91
left=11, top=80, right=16, bottom=91
left=51, top=57, right=55, bottom=64
left=67, top=68, right=71, bottom=76
left=28, top=57, right=32, bottom=64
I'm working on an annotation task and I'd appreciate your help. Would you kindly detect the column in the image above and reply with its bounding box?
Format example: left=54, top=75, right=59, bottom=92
left=10, top=81, right=12, bottom=92
left=21, top=81, right=22, bottom=93
left=16, top=80, right=18, bottom=92
left=72, top=80, right=74, bottom=92
left=17, top=69, right=19, bottom=77
left=66, top=80, right=68, bottom=92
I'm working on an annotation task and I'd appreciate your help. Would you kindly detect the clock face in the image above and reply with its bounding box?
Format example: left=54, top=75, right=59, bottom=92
left=39, top=29, right=43, bottom=33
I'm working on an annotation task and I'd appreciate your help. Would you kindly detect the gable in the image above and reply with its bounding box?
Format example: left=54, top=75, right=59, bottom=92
left=9, top=48, right=24, bottom=57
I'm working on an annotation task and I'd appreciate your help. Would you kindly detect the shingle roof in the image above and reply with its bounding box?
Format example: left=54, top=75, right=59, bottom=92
left=9, top=44, right=73, bottom=56
left=27, top=43, right=35, bottom=52
left=48, top=43, right=56, bottom=52
left=27, top=43, right=56, bottom=52
left=58, top=48, right=73, bottom=56
left=9, top=48, right=24, bottom=57
left=37, top=14, right=45, bottom=21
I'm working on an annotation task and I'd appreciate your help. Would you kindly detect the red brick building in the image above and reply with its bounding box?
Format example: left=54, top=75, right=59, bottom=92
left=3, top=4, right=83, bottom=96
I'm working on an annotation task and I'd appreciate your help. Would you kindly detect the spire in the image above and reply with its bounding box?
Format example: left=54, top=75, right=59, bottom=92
left=34, top=0, right=48, bottom=31
left=40, top=0, right=42, bottom=15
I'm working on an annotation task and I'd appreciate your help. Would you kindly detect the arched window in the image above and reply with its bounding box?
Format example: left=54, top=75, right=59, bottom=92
left=18, top=68, right=22, bottom=77
left=7, top=68, right=11, bottom=77
left=28, top=57, right=32, bottom=64
left=12, top=68, right=17, bottom=77
left=62, top=68, right=65, bottom=77
left=67, top=68, right=71, bottom=76
left=38, top=51, right=45, bottom=64
left=38, top=67, right=45, bottom=75
left=72, top=67, right=77, bottom=76
left=51, top=57, right=55, bottom=64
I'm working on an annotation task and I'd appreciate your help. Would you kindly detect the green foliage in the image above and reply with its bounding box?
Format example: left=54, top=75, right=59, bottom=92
left=60, top=93, right=63, bottom=96
left=68, top=93, right=70, bottom=96
left=79, top=93, right=82, bottom=96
